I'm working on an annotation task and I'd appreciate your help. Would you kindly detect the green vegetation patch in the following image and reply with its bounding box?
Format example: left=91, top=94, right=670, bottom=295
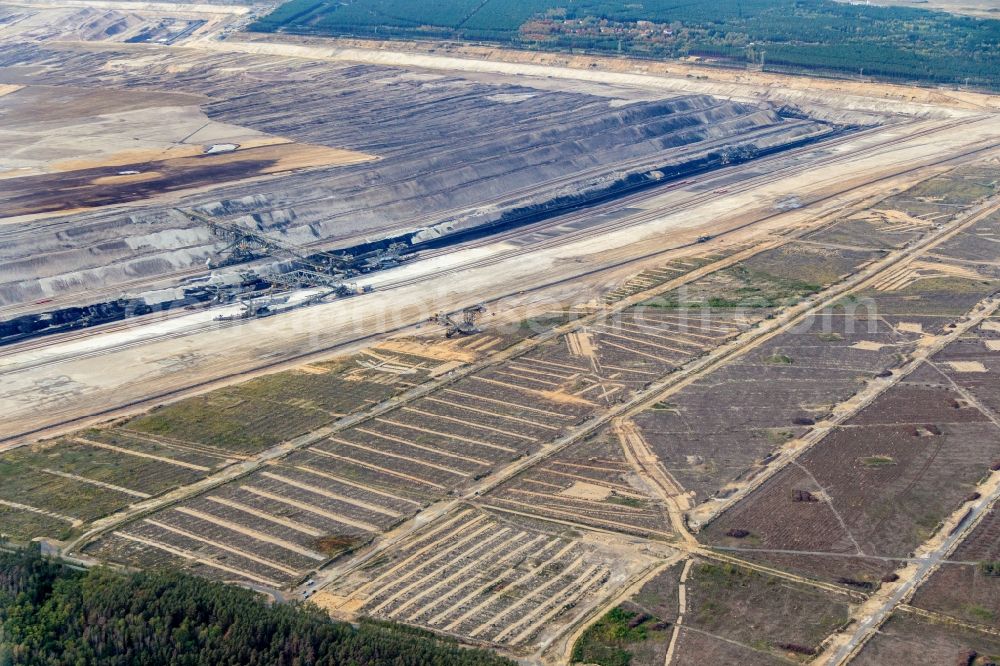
left=571, top=605, right=668, bottom=666
left=979, top=561, right=1000, bottom=577
left=764, top=353, right=794, bottom=365
left=964, top=603, right=997, bottom=623
left=641, top=262, right=822, bottom=311
left=516, top=309, right=584, bottom=334
left=122, top=356, right=428, bottom=454
left=605, top=495, right=645, bottom=508
left=0, top=437, right=215, bottom=543
left=860, top=455, right=896, bottom=467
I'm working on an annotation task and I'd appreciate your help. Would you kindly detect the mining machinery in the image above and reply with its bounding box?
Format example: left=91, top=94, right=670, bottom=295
left=180, top=208, right=354, bottom=275
left=178, top=208, right=419, bottom=318
left=183, top=208, right=415, bottom=280
left=361, top=242, right=415, bottom=271
left=433, top=304, right=487, bottom=337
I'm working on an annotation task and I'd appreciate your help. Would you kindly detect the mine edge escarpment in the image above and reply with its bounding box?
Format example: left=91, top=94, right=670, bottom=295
left=0, top=78, right=849, bottom=344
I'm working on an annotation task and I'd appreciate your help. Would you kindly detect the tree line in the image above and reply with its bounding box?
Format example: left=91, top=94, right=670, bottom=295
left=0, top=547, right=515, bottom=666
left=249, top=0, right=1000, bottom=90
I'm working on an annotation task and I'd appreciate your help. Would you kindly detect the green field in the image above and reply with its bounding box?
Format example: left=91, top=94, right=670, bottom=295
left=250, top=0, right=1000, bottom=89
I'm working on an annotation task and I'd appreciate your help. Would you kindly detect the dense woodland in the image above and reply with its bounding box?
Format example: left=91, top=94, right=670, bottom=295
left=0, top=548, right=515, bottom=666
left=250, top=0, right=1000, bottom=90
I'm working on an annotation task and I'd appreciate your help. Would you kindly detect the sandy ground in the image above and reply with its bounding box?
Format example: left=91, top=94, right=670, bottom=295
left=230, top=34, right=1000, bottom=115
left=833, top=0, right=1000, bottom=18
left=4, top=0, right=253, bottom=14
left=0, top=83, right=372, bottom=180
left=0, top=0, right=258, bottom=47
left=2, top=109, right=998, bottom=444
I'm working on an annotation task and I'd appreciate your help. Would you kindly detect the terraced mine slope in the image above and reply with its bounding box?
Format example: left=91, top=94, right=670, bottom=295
left=0, top=41, right=837, bottom=325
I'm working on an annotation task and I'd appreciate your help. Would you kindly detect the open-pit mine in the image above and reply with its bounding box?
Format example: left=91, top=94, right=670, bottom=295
left=3, top=2, right=1000, bottom=664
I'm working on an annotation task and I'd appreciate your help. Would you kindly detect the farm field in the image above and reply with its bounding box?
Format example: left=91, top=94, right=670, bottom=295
left=669, top=629, right=789, bottom=666
left=78, top=283, right=745, bottom=583
left=632, top=278, right=914, bottom=501
left=801, top=164, right=1000, bottom=252
left=642, top=178, right=1000, bottom=513
left=80, top=332, right=596, bottom=582
left=78, top=239, right=792, bottom=587
left=680, top=561, right=852, bottom=660
left=39, top=158, right=1000, bottom=612
left=900, top=317, right=1000, bottom=629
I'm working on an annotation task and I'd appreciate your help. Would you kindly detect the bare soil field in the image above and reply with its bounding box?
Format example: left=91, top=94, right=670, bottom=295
left=852, top=611, right=1000, bottom=665
left=683, top=560, right=851, bottom=661
left=319, top=506, right=654, bottom=654
left=911, top=505, right=1000, bottom=629
left=574, top=557, right=851, bottom=665
left=30, top=157, right=996, bottom=603
left=80, top=336, right=612, bottom=584
left=84, top=452, right=421, bottom=587
left=704, top=372, right=1000, bottom=586
left=930, top=211, right=1000, bottom=271
left=59, top=233, right=798, bottom=595
left=480, top=428, right=673, bottom=540
left=0, top=239, right=727, bottom=560
left=627, top=168, right=1000, bottom=505
left=601, top=252, right=730, bottom=305
left=569, top=561, right=685, bottom=666
left=670, top=628, right=788, bottom=666
left=122, top=350, right=438, bottom=453
left=853, top=276, right=1000, bottom=336
left=804, top=164, right=1000, bottom=253
left=633, top=309, right=916, bottom=502
left=926, top=318, right=1000, bottom=416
